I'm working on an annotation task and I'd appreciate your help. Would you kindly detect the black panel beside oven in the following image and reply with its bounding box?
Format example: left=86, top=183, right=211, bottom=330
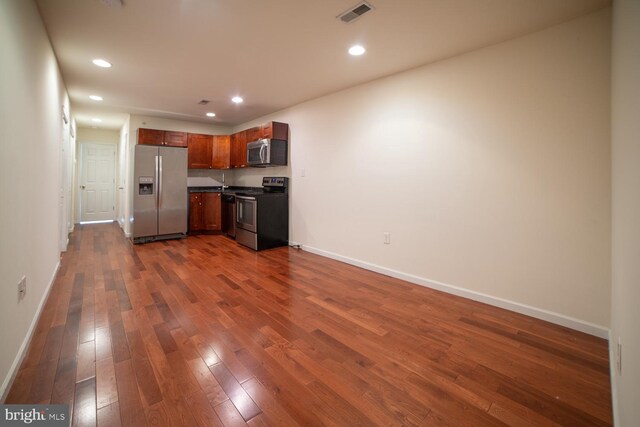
left=255, top=194, right=288, bottom=250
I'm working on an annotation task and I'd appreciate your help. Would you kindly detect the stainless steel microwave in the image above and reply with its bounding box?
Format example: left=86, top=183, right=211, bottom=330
left=247, top=138, right=288, bottom=167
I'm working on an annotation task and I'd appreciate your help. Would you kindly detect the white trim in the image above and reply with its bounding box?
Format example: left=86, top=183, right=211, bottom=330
left=1, top=261, right=60, bottom=401
left=609, top=329, right=620, bottom=426
left=79, top=220, right=115, bottom=225
left=301, top=244, right=610, bottom=339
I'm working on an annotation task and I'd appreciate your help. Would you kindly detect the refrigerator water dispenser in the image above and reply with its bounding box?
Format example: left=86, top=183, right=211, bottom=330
left=138, top=176, right=154, bottom=195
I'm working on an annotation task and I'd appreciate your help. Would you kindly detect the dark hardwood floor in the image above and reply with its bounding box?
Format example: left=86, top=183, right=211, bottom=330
left=5, top=223, right=612, bottom=426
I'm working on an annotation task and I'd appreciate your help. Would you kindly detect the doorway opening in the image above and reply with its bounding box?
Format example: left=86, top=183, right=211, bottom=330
left=79, top=142, right=116, bottom=223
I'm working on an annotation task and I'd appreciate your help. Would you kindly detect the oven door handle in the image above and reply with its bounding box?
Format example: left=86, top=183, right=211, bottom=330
left=235, top=196, right=256, bottom=201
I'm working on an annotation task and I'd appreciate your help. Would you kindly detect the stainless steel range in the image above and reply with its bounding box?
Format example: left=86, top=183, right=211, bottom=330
left=235, top=177, right=288, bottom=250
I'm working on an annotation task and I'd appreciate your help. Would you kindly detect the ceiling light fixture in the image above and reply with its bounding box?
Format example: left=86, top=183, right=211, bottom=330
left=206, top=112, right=216, bottom=117
left=91, top=118, right=102, bottom=123
left=92, top=59, right=112, bottom=68
left=89, top=95, right=103, bottom=101
left=348, top=45, right=366, bottom=56
left=231, top=96, right=243, bottom=104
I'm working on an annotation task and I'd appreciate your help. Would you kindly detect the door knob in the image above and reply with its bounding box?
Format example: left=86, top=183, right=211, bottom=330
left=81, top=185, right=86, bottom=189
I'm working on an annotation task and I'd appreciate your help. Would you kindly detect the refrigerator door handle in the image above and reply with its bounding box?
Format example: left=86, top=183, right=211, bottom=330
left=158, top=155, right=163, bottom=209
left=154, top=155, right=159, bottom=209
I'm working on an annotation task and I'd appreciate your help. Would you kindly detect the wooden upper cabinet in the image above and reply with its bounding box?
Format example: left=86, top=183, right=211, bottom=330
left=187, top=133, right=213, bottom=169
left=260, top=122, right=289, bottom=141
left=203, top=193, right=221, bottom=231
left=212, top=135, right=230, bottom=169
left=164, top=131, right=188, bottom=147
left=138, top=128, right=165, bottom=145
left=246, top=127, right=261, bottom=143
left=138, top=128, right=187, bottom=147
left=230, top=130, right=248, bottom=168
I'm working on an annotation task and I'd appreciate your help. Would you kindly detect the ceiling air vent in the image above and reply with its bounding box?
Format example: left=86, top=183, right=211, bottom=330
left=197, top=100, right=211, bottom=105
left=99, top=0, right=124, bottom=7
left=337, top=2, right=374, bottom=24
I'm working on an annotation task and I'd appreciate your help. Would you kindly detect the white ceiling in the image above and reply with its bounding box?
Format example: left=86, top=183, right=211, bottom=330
left=36, top=0, right=610, bottom=130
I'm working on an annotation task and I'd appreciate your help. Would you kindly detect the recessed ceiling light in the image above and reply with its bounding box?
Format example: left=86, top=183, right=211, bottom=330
left=92, top=59, right=112, bottom=68
left=348, top=45, right=366, bottom=56
left=92, top=118, right=102, bottom=123
left=231, top=96, right=243, bottom=104
left=206, top=112, right=216, bottom=117
left=89, top=95, right=103, bottom=101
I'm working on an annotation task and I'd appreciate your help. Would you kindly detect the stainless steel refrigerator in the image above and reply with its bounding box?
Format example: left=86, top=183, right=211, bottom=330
left=133, top=145, right=188, bottom=243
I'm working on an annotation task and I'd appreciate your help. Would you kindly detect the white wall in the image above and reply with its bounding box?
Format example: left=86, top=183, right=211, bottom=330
left=68, top=121, right=77, bottom=229
left=0, top=0, right=71, bottom=398
left=77, top=127, right=120, bottom=144
left=610, top=0, right=640, bottom=424
left=122, top=115, right=232, bottom=236
left=235, top=10, right=612, bottom=332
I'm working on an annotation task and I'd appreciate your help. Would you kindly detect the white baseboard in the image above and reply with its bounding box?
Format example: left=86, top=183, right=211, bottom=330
left=1, top=261, right=60, bottom=402
left=301, top=244, right=609, bottom=339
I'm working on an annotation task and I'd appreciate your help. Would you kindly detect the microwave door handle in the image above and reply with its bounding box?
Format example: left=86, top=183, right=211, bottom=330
left=260, top=144, right=266, bottom=163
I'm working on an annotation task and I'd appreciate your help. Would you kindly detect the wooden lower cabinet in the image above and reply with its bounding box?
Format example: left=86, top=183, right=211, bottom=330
left=203, top=193, right=221, bottom=230
left=189, top=192, right=221, bottom=232
left=189, top=193, right=204, bottom=230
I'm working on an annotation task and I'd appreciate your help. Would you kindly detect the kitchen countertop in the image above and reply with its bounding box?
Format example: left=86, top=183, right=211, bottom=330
left=187, top=186, right=263, bottom=194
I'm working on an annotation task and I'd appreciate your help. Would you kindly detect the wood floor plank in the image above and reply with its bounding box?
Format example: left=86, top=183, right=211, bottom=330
left=5, top=224, right=613, bottom=426
left=96, top=357, right=118, bottom=410
left=126, top=330, right=163, bottom=407
left=114, top=359, right=147, bottom=427
left=209, top=362, right=261, bottom=422
left=213, top=399, right=248, bottom=427
left=72, top=377, right=97, bottom=427
left=97, top=402, right=121, bottom=427
left=76, top=341, right=96, bottom=383
left=152, top=323, right=178, bottom=354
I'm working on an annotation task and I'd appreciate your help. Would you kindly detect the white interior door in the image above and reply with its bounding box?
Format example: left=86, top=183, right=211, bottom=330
left=80, top=143, right=116, bottom=222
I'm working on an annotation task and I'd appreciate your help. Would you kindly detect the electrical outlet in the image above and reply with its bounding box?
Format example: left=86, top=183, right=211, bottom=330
left=300, top=168, right=306, bottom=177
left=383, top=232, right=391, bottom=245
left=18, top=275, right=26, bottom=299
left=617, top=337, right=622, bottom=375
